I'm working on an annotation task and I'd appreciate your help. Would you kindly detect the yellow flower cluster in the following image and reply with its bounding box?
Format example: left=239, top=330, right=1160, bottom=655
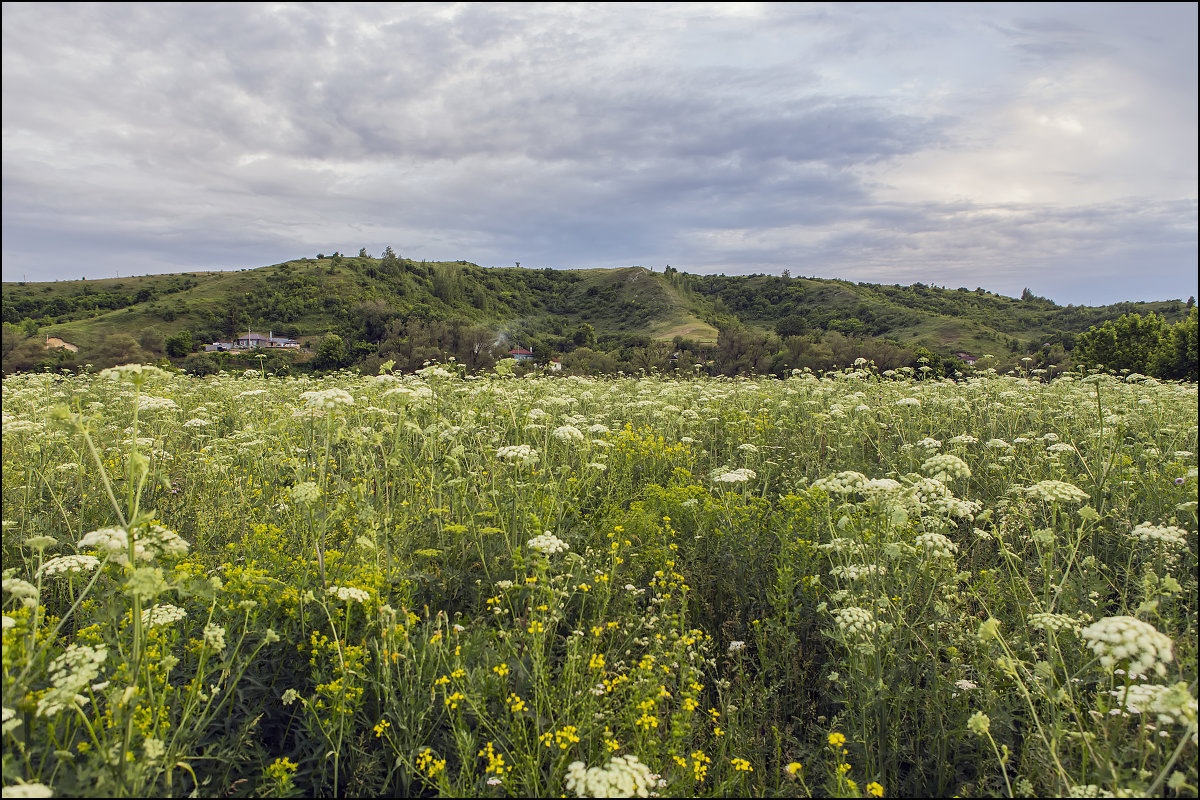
left=477, top=741, right=508, bottom=776
left=539, top=725, right=581, bottom=750
left=415, top=749, right=445, bottom=779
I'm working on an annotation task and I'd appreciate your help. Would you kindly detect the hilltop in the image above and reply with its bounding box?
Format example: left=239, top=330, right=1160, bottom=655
left=2, top=253, right=1194, bottom=376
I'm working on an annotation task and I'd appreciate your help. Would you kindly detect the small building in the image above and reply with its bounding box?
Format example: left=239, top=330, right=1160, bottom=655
left=548, top=358, right=562, bottom=372
left=953, top=351, right=977, bottom=366
left=234, top=331, right=299, bottom=349
left=236, top=332, right=271, bottom=349
left=204, top=341, right=235, bottom=352
left=509, top=348, right=534, bottom=362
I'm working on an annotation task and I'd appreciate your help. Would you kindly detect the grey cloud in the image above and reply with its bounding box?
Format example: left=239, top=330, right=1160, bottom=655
left=2, top=3, right=1195, bottom=306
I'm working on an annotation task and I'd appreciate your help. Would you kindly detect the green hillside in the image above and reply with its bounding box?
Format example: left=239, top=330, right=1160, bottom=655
left=2, top=253, right=1195, bottom=377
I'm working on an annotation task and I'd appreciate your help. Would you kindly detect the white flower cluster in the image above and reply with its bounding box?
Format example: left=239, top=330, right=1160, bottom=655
left=552, top=425, right=585, bottom=443
left=830, top=564, right=886, bottom=581
left=383, top=386, right=416, bottom=404
left=1027, top=612, right=1080, bottom=635
left=36, top=555, right=101, bottom=579
left=921, top=454, right=971, bottom=482
left=327, top=585, right=371, bottom=604
left=137, top=396, right=178, bottom=413
left=915, top=437, right=942, bottom=450
left=3, top=576, right=38, bottom=607
left=527, top=532, right=569, bottom=556
left=565, top=755, right=656, bottom=798
left=299, top=388, right=355, bottom=410
left=1081, top=616, right=1174, bottom=677
left=833, top=606, right=878, bottom=638
left=861, top=478, right=903, bottom=497
left=496, top=444, right=539, bottom=465
left=290, top=481, right=321, bottom=505
left=203, top=622, right=227, bottom=652
left=985, top=438, right=1012, bottom=450
left=817, top=537, right=864, bottom=555
left=416, top=365, right=453, bottom=379
left=895, top=397, right=921, bottom=407
left=0, top=782, right=55, bottom=798
left=1067, top=786, right=1115, bottom=798
left=1024, top=480, right=1089, bottom=504
left=1047, top=442, right=1077, bottom=453
left=714, top=468, right=756, bottom=483
left=1128, top=522, right=1189, bottom=550
left=100, top=363, right=167, bottom=382
left=36, top=643, right=108, bottom=717
left=914, top=531, right=958, bottom=560
left=141, top=603, right=187, bottom=628
left=811, top=471, right=869, bottom=495
left=78, top=524, right=189, bottom=566
left=947, top=434, right=979, bottom=445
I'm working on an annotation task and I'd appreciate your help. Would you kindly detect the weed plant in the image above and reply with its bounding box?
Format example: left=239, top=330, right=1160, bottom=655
left=2, top=360, right=1196, bottom=797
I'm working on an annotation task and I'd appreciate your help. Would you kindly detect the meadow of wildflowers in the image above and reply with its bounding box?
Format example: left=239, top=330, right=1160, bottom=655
left=2, top=361, right=1196, bottom=798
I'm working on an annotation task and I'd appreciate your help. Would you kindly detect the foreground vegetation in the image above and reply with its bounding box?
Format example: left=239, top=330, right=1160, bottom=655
left=2, top=362, right=1196, bottom=797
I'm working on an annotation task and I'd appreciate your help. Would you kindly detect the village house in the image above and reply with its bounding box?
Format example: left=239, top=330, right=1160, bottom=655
left=205, top=330, right=299, bottom=352
left=953, top=351, right=977, bottom=366
left=509, top=347, right=534, bottom=362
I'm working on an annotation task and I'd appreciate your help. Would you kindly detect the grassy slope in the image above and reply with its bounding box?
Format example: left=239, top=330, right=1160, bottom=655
left=3, top=258, right=1191, bottom=360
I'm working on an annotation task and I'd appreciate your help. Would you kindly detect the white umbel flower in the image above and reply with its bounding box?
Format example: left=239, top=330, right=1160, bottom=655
left=552, top=425, right=585, bottom=443
left=327, top=585, right=371, bottom=604
left=290, top=481, right=321, bottom=505
left=141, top=604, right=187, bottom=628
left=1024, top=480, right=1089, bottom=504
left=1081, top=616, right=1174, bottom=677
left=35, top=554, right=100, bottom=578
left=921, top=454, right=971, bottom=482
left=527, top=532, right=569, bottom=556
left=833, top=606, right=878, bottom=638
left=496, top=444, right=539, bottom=465
left=714, top=468, right=756, bottom=483
left=565, top=755, right=656, bottom=798
left=37, top=644, right=108, bottom=717
left=78, top=524, right=189, bottom=566
left=1027, top=612, right=1080, bottom=635
left=810, top=471, right=868, bottom=494
left=1128, top=523, right=1188, bottom=550
left=914, top=532, right=958, bottom=560
left=299, top=388, right=354, bottom=410
left=137, top=396, right=178, bottom=413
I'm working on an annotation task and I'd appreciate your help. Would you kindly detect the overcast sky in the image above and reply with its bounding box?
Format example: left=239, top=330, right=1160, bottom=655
left=3, top=2, right=1196, bottom=305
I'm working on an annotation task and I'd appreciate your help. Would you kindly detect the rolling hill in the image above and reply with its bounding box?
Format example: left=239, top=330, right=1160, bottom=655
left=2, top=253, right=1193, bottom=376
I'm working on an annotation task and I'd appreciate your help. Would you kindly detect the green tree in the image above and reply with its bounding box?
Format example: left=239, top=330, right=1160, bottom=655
left=313, top=333, right=348, bottom=371
left=1074, top=312, right=1165, bottom=374
left=165, top=331, right=194, bottom=358
left=380, top=246, right=401, bottom=276
left=572, top=322, right=596, bottom=348
left=1150, top=308, right=1198, bottom=380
